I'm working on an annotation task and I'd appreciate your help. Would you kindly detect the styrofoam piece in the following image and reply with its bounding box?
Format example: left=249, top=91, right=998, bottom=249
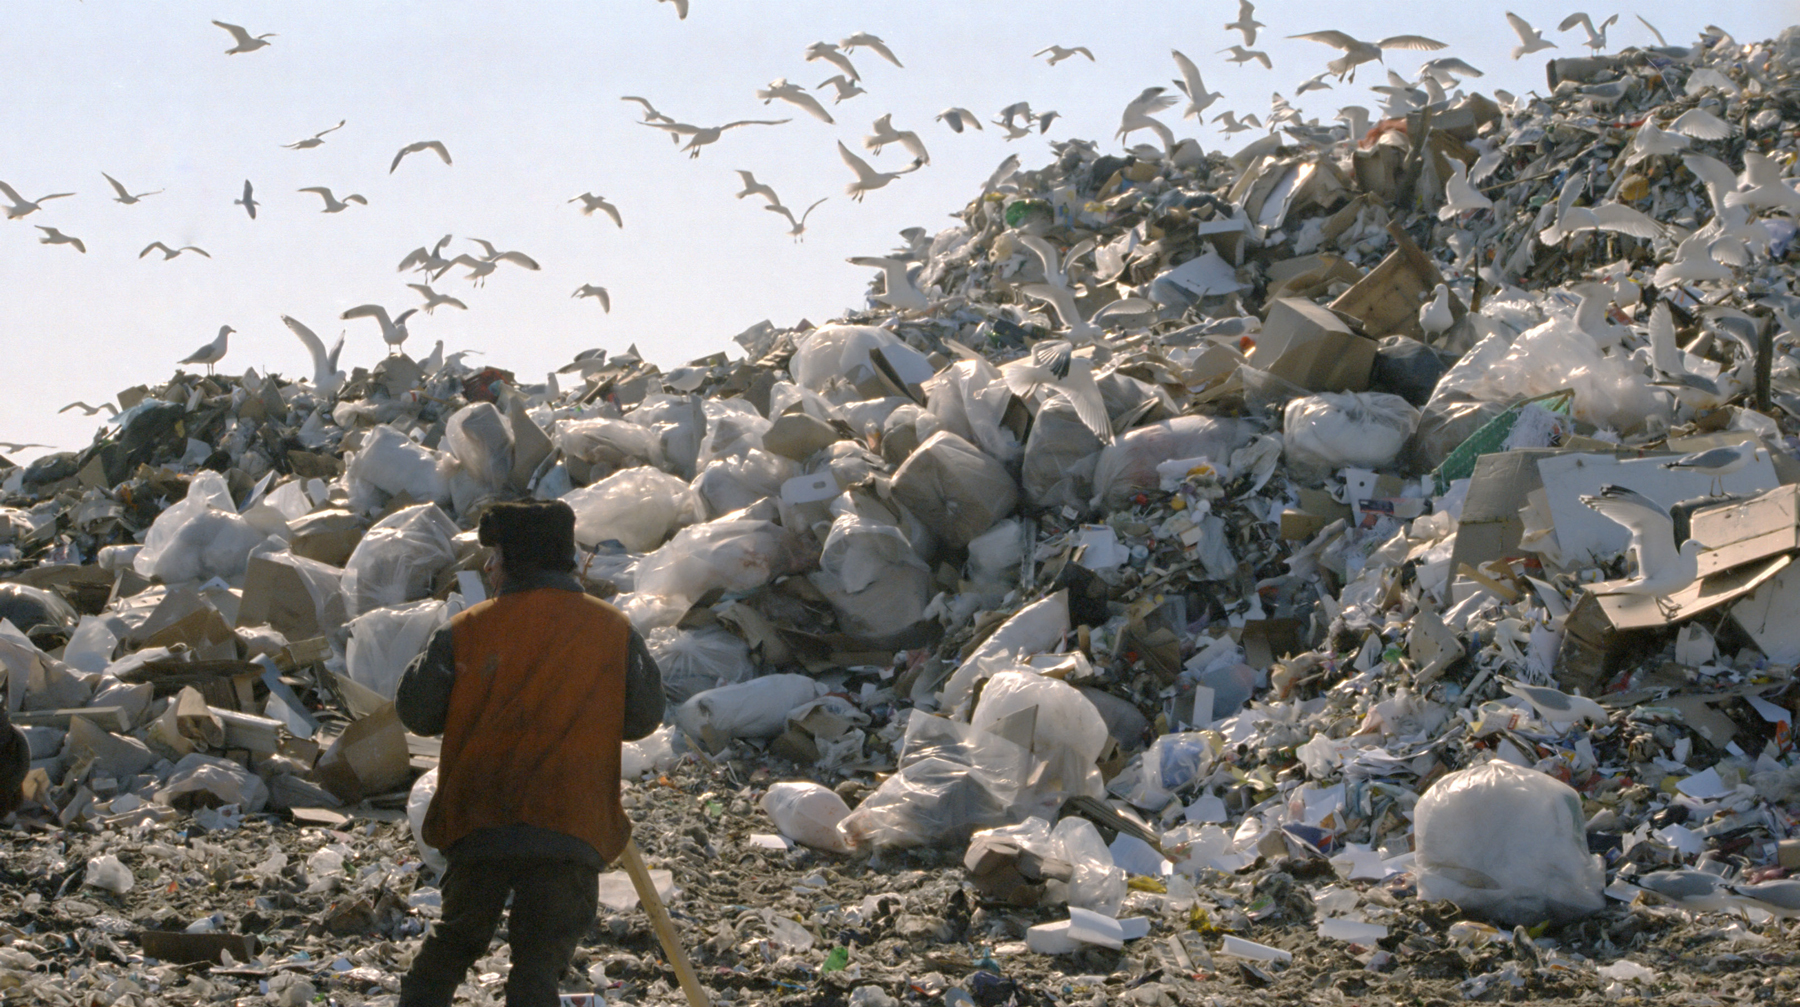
left=1219, top=934, right=1292, bottom=961
left=1317, top=916, right=1388, bottom=942
left=1025, top=920, right=1081, bottom=955
left=1066, top=906, right=1125, bottom=949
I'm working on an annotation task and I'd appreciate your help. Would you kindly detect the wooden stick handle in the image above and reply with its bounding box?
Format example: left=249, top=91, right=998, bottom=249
left=619, top=839, right=709, bottom=1007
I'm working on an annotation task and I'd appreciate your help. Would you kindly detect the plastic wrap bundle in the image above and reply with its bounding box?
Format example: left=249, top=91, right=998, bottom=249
left=628, top=394, right=706, bottom=478
left=340, top=503, right=460, bottom=617
left=346, top=425, right=452, bottom=508
left=647, top=624, right=756, bottom=704
left=789, top=324, right=934, bottom=395
left=923, top=357, right=1021, bottom=466
left=1282, top=392, right=1420, bottom=478
left=809, top=511, right=932, bottom=636
left=443, top=402, right=514, bottom=511
left=890, top=430, right=1018, bottom=548
left=555, top=416, right=664, bottom=477
left=696, top=399, right=771, bottom=468
left=133, top=470, right=268, bottom=584
left=634, top=515, right=810, bottom=611
left=691, top=449, right=795, bottom=519
left=1090, top=416, right=1252, bottom=512
left=839, top=714, right=1035, bottom=850
left=155, top=752, right=270, bottom=813
left=1432, top=313, right=1669, bottom=433
left=1021, top=397, right=1104, bottom=512
left=672, top=673, right=825, bottom=743
left=345, top=598, right=450, bottom=700
left=1412, top=760, right=1604, bottom=925
left=407, top=767, right=447, bottom=873
left=561, top=467, right=697, bottom=551
left=971, top=670, right=1108, bottom=800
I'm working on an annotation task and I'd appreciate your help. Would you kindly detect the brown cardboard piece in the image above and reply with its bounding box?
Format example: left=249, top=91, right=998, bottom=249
left=287, top=509, right=363, bottom=567
left=1328, top=222, right=1456, bottom=339
left=1688, top=486, right=1800, bottom=578
left=312, top=703, right=412, bottom=803
left=237, top=556, right=335, bottom=640
left=1449, top=450, right=1558, bottom=573
left=1252, top=297, right=1375, bottom=393
left=139, top=931, right=258, bottom=966
left=763, top=412, right=842, bottom=462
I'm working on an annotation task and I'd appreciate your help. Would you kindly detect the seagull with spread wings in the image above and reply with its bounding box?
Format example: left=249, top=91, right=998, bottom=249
left=297, top=187, right=367, bottom=213
left=282, top=120, right=345, bottom=150
left=1170, top=50, right=1223, bottom=119
left=1287, top=30, right=1447, bottom=81
left=101, top=173, right=161, bottom=204
left=840, top=32, right=903, bottom=67
left=644, top=117, right=791, bottom=158
left=341, top=304, right=419, bottom=354
left=212, top=20, right=275, bottom=54
left=1034, top=45, right=1095, bottom=65
left=281, top=315, right=346, bottom=397
left=140, top=241, right=210, bottom=260
left=767, top=197, right=827, bottom=242
left=573, top=285, right=611, bottom=312
left=0, top=181, right=73, bottom=219
left=407, top=283, right=468, bottom=314
left=35, top=226, right=84, bottom=253
left=569, top=193, right=624, bottom=227
left=390, top=140, right=452, bottom=173
left=838, top=141, right=919, bottom=201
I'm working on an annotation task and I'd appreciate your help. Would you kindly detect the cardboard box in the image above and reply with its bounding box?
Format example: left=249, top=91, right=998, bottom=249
left=237, top=554, right=348, bottom=640
left=287, top=508, right=363, bottom=567
left=1448, top=450, right=1559, bottom=573
left=1328, top=223, right=1452, bottom=339
left=140, top=931, right=258, bottom=966
left=1253, top=298, right=1374, bottom=393
left=313, top=703, right=412, bottom=803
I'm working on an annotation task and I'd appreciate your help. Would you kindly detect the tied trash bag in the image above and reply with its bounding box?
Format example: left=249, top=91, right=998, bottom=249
left=810, top=512, right=932, bottom=636
left=672, top=673, right=826, bottom=745
left=407, top=767, right=447, bottom=874
left=1283, top=392, right=1420, bottom=478
left=839, top=714, right=1034, bottom=850
left=970, top=670, right=1108, bottom=799
left=346, top=599, right=450, bottom=701
left=1413, top=760, right=1604, bottom=925
left=156, top=752, right=270, bottom=813
left=1090, top=416, right=1251, bottom=512
left=890, top=431, right=1018, bottom=548
left=628, top=394, right=706, bottom=479
left=133, top=470, right=267, bottom=584
left=696, top=398, right=771, bottom=468
left=760, top=781, right=854, bottom=853
left=443, top=402, right=514, bottom=490
left=647, top=624, right=755, bottom=705
left=562, top=467, right=697, bottom=552
left=340, top=503, right=459, bottom=617
left=691, top=450, right=795, bottom=519
left=345, top=425, right=452, bottom=508
left=556, top=416, right=664, bottom=477
left=923, top=357, right=1021, bottom=466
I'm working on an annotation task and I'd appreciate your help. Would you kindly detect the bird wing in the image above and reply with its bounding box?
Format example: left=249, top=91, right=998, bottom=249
left=796, top=197, right=827, bottom=224
left=102, top=173, right=129, bottom=198
left=397, top=247, right=429, bottom=272
left=424, top=141, right=452, bottom=164
left=1590, top=203, right=1664, bottom=239
left=1505, top=12, right=1539, bottom=42
left=1581, top=484, right=1672, bottom=533
left=1288, top=31, right=1359, bottom=50
left=1073, top=47, right=1094, bottom=59
left=1032, top=46, right=1055, bottom=57
left=467, top=237, right=499, bottom=258
left=1057, top=358, right=1114, bottom=444
left=1682, top=153, right=1738, bottom=216
left=342, top=304, right=392, bottom=325
left=1018, top=234, right=1065, bottom=286
left=282, top=315, right=330, bottom=371
left=598, top=202, right=622, bottom=228
left=722, top=119, right=792, bottom=130
left=0, top=181, right=21, bottom=203
left=838, top=141, right=880, bottom=181
left=389, top=145, right=413, bottom=172
left=764, top=203, right=798, bottom=226
left=1636, top=14, right=1667, bottom=45
left=495, top=251, right=540, bottom=270
left=1558, top=13, right=1593, bottom=32
left=139, top=242, right=167, bottom=258
left=1378, top=35, right=1448, bottom=50
left=1647, top=301, right=1681, bottom=374
left=298, top=186, right=331, bottom=201
left=1670, top=108, right=1733, bottom=140
left=318, top=119, right=345, bottom=137
left=213, top=20, right=253, bottom=45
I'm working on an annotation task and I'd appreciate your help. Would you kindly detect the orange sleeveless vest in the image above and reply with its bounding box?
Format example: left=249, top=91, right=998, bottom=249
left=421, top=588, right=633, bottom=862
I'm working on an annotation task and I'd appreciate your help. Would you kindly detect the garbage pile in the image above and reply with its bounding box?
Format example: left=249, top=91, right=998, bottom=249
left=7, top=25, right=1800, bottom=1006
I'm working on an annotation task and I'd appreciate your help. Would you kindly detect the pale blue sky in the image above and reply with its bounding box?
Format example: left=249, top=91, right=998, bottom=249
left=1, top=2, right=1790, bottom=458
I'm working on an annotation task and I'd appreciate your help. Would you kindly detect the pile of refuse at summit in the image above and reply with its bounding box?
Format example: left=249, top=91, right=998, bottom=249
left=11, top=26, right=1800, bottom=1007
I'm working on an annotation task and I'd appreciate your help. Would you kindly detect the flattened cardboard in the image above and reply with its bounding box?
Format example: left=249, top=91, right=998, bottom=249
left=1732, top=564, right=1800, bottom=664
left=1253, top=298, right=1374, bottom=393
left=1688, top=486, right=1800, bottom=578
left=1591, top=554, right=1790, bottom=630
left=140, top=930, right=258, bottom=966
left=313, top=702, right=412, bottom=803
left=237, top=555, right=341, bottom=640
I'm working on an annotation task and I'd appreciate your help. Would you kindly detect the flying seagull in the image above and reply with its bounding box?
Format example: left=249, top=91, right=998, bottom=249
left=657, top=0, right=688, bottom=19
left=733, top=170, right=780, bottom=205
left=1558, top=12, right=1619, bottom=52
left=1034, top=45, right=1095, bottom=66
left=1117, top=86, right=1177, bottom=151
left=234, top=179, right=258, bottom=219
left=0, top=181, right=74, bottom=219
left=341, top=304, right=419, bottom=354
left=936, top=107, right=983, bottom=133
left=1221, top=45, right=1273, bottom=70
left=139, top=241, right=210, bottom=260
left=280, top=315, right=345, bottom=398
left=573, top=285, right=611, bottom=312
left=390, top=140, right=452, bottom=173
left=756, top=79, right=835, bottom=124
left=212, top=20, right=275, bottom=55
left=35, top=226, right=84, bottom=253
left=840, top=32, right=903, bottom=67
left=59, top=401, right=118, bottom=417
left=621, top=95, right=676, bottom=125
left=282, top=120, right=345, bottom=149
left=766, top=197, right=828, bottom=242
left=297, top=187, right=367, bottom=213
left=1170, top=50, right=1223, bottom=119
left=1002, top=341, right=1113, bottom=443
left=847, top=256, right=928, bottom=310
left=179, top=325, right=234, bottom=373
left=816, top=74, right=866, bottom=103
left=1287, top=30, right=1447, bottom=81
left=1225, top=1, right=1265, bottom=46
left=864, top=113, right=930, bottom=163
left=399, top=235, right=457, bottom=277
left=101, top=173, right=162, bottom=204
left=1506, top=13, right=1558, bottom=59
left=804, top=41, right=861, bottom=81
left=645, top=117, right=791, bottom=158
left=406, top=283, right=468, bottom=314
left=838, top=141, right=919, bottom=201
left=569, top=193, right=623, bottom=226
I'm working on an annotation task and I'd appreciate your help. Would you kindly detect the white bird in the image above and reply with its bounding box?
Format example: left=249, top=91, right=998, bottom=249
left=1636, top=14, right=1668, bottom=46
left=1221, top=45, right=1273, bottom=70
left=1624, top=122, right=1690, bottom=165
left=139, top=241, right=210, bottom=260
left=1580, top=484, right=1704, bottom=609
left=1286, top=30, right=1447, bottom=81
left=573, top=285, right=611, bottom=312
left=1538, top=174, right=1663, bottom=246
left=1116, top=86, right=1177, bottom=151
left=1500, top=678, right=1609, bottom=726
left=727, top=173, right=778, bottom=208
left=983, top=154, right=1022, bottom=194
left=646, top=117, right=791, bottom=158
left=1643, top=300, right=1692, bottom=378
left=58, top=401, right=118, bottom=417
left=1212, top=110, right=1261, bottom=134
left=838, top=141, right=918, bottom=201
left=569, top=193, right=623, bottom=227
left=620, top=95, right=675, bottom=125
left=1654, top=232, right=1736, bottom=286
left=804, top=41, right=860, bottom=81
left=35, top=226, right=84, bottom=253
left=179, top=325, right=233, bottom=373
left=864, top=114, right=930, bottom=163
left=1224, top=1, right=1265, bottom=46
left=936, top=107, right=983, bottom=133
left=406, top=283, right=468, bottom=314
left=1660, top=442, right=1757, bottom=496
left=656, top=0, right=688, bottom=19
left=1170, top=50, right=1223, bottom=119
left=817, top=74, right=866, bottom=103
left=1337, top=106, right=1372, bottom=141
left=0, top=181, right=74, bottom=219
left=1419, top=283, right=1454, bottom=337
left=1505, top=12, right=1559, bottom=59
left=840, top=32, right=902, bottom=67
left=280, top=315, right=345, bottom=397
left=1685, top=67, right=1739, bottom=97
left=1570, top=281, right=1630, bottom=352
left=390, top=140, right=452, bottom=173
left=1294, top=72, right=1336, bottom=95
left=1632, top=871, right=1745, bottom=915
left=1034, top=45, right=1095, bottom=66
left=398, top=234, right=456, bottom=277
left=101, top=173, right=162, bottom=204
left=1558, top=12, right=1620, bottom=51
left=766, top=197, right=827, bottom=241
left=281, top=120, right=345, bottom=150
left=212, top=20, right=275, bottom=55
left=1019, top=284, right=1100, bottom=343
left=755, top=79, right=835, bottom=124
left=993, top=117, right=1034, bottom=141
left=233, top=179, right=258, bottom=219
left=1668, top=107, right=1735, bottom=140
left=1440, top=158, right=1495, bottom=219
left=1727, top=880, right=1800, bottom=926
left=297, top=187, right=366, bottom=213
left=1726, top=152, right=1800, bottom=213
left=0, top=442, right=53, bottom=454
left=1002, top=342, right=1113, bottom=443
left=341, top=304, right=419, bottom=354
left=847, top=256, right=929, bottom=310
left=1419, top=57, right=1485, bottom=85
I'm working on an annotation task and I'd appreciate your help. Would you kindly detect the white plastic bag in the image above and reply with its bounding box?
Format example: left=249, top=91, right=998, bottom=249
left=555, top=416, right=664, bottom=476
left=939, top=590, right=1070, bottom=713
left=85, top=854, right=135, bottom=894
left=696, top=399, right=771, bottom=468
left=443, top=402, right=514, bottom=490
left=647, top=624, right=755, bottom=704
left=1090, top=416, right=1252, bottom=512
left=923, top=357, right=1021, bottom=466
left=621, top=724, right=681, bottom=778
left=1021, top=397, right=1104, bottom=512
left=634, top=515, right=809, bottom=610
left=972, top=670, right=1108, bottom=800
left=561, top=467, right=698, bottom=551
left=345, top=599, right=449, bottom=700
left=790, top=324, right=934, bottom=394
left=1283, top=392, right=1420, bottom=476
left=760, top=781, right=854, bottom=854
left=672, top=674, right=826, bottom=743
left=627, top=394, right=706, bottom=479
left=890, top=431, right=1018, bottom=548
left=1051, top=816, right=1127, bottom=916
left=134, top=470, right=267, bottom=584
left=407, top=767, right=448, bottom=874
left=156, top=752, right=270, bottom=813
left=346, top=425, right=452, bottom=508
left=1412, top=760, right=1604, bottom=924
left=339, top=503, right=459, bottom=617
left=691, top=450, right=796, bottom=519
left=839, top=714, right=1035, bottom=850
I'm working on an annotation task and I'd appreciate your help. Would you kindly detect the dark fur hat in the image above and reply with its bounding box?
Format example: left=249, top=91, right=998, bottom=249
left=477, top=500, right=577, bottom=574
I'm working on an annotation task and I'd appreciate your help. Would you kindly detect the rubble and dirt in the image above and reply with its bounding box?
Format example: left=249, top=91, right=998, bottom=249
left=7, top=25, right=1800, bottom=1007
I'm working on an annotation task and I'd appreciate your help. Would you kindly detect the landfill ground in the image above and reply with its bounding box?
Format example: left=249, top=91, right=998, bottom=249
left=11, top=18, right=1800, bottom=1007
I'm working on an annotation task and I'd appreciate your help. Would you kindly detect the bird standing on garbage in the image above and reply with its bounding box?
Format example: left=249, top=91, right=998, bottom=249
left=396, top=501, right=664, bottom=1007
left=280, top=315, right=346, bottom=399
left=1728, top=880, right=1800, bottom=931
left=178, top=325, right=233, bottom=374
left=1499, top=678, right=1609, bottom=728
left=1659, top=443, right=1757, bottom=496
left=1419, top=284, right=1454, bottom=338
left=341, top=304, right=418, bottom=354
left=1634, top=870, right=1747, bottom=916
left=1579, top=484, right=1704, bottom=614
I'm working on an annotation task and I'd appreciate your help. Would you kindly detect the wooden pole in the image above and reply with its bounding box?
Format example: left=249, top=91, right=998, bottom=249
left=618, top=839, right=709, bottom=1007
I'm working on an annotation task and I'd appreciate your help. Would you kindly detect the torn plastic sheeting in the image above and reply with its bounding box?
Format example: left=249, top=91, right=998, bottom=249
left=889, top=430, right=1018, bottom=548
left=339, top=503, right=460, bottom=617
left=1089, top=416, right=1253, bottom=512
left=695, top=398, right=771, bottom=469
left=562, top=466, right=698, bottom=552
left=940, top=590, right=1070, bottom=714
left=132, top=470, right=270, bottom=584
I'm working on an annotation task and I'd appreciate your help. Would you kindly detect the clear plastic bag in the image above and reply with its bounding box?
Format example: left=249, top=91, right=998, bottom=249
left=839, top=714, right=1033, bottom=850
left=339, top=503, right=459, bottom=617
left=691, top=450, right=795, bottom=519
left=621, top=724, right=681, bottom=778
left=345, top=425, right=452, bottom=509
left=443, top=402, right=514, bottom=490
left=923, top=358, right=1022, bottom=466
left=1283, top=392, right=1420, bottom=477
left=561, top=467, right=698, bottom=552
left=1051, top=816, right=1126, bottom=916
left=156, top=752, right=270, bottom=812
left=628, top=394, right=707, bottom=479
left=1090, top=416, right=1252, bottom=512
left=809, top=511, right=933, bottom=636
left=971, top=669, right=1108, bottom=801
left=407, top=766, right=447, bottom=874
left=647, top=624, right=755, bottom=705
left=634, top=515, right=810, bottom=611
left=1021, top=397, right=1104, bottom=513
left=890, top=431, right=1019, bottom=548
left=1413, top=760, right=1604, bottom=925
left=134, top=470, right=268, bottom=584
left=345, top=598, right=449, bottom=700
left=790, top=324, right=934, bottom=394
left=760, top=781, right=854, bottom=854
left=671, top=673, right=826, bottom=742
left=555, top=416, right=664, bottom=477
left=696, top=399, right=771, bottom=468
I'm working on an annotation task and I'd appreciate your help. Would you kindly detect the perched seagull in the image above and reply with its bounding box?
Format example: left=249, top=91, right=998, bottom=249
left=732, top=171, right=780, bottom=205
left=280, top=315, right=345, bottom=398
left=766, top=197, right=827, bottom=242
left=1016, top=233, right=1090, bottom=291
left=398, top=234, right=456, bottom=276
left=179, top=325, right=233, bottom=374
left=1213, top=110, right=1261, bottom=134
left=1660, top=442, right=1757, bottom=496
left=1419, top=283, right=1455, bottom=337
left=0, top=181, right=73, bottom=219
left=1419, top=57, right=1485, bottom=85
left=1634, top=871, right=1747, bottom=915
left=936, top=107, right=983, bottom=133
left=212, top=20, right=275, bottom=55
left=1726, top=152, right=1800, bottom=212
left=234, top=179, right=258, bottom=219
left=838, top=141, right=919, bottom=201
left=756, top=79, right=835, bottom=123
left=1538, top=174, right=1663, bottom=246
left=647, top=118, right=790, bottom=158
left=1506, top=12, right=1559, bottom=59
left=569, top=192, right=623, bottom=226
left=1117, top=86, right=1178, bottom=151
left=1287, top=30, right=1447, bottom=81
left=1558, top=12, right=1619, bottom=51
left=406, top=283, right=468, bottom=313
left=1625, top=122, right=1690, bottom=164
left=35, top=226, right=84, bottom=253
left=297, top=187, right=367, bottom=213
left=804, top=41, right=861, bottom=81
left=101, top=173, right=161, bottom=204
left=1440, top=158, right=1495, bottom=218
left=1221, top=45, right=1273, bottom=69
left=139, top=241, right=210, bottom=260
left=1581, top=484, right=1704, bottom=610
left=1728, top=881, right=1800, bottom=928
left=390, top=140, right=452, bottom=173
left=1224, top=1, right=1265, bottom=46
left=864, top=114, right=930, bottom=163
left=1337, top=106, right=1372, bottom=141
left=1034, top=45, right=1095, bottom=66
left=817, top=74, right=866, bottom=103
left=341, top=304, right=419, bottom=354
left=1500, top=678, right=1609, bottom=726
left=1653, top=232, right=1736, bottom=286
left=840, top=32, right=903, bottom=67
left=1002, top=342, right=1112, bottom=443
left=281, top=120, right=345, bottom=149
left=1170, top=50, right=1224, bottom=119
left=620, top=95, right=676, bottom=124
left=847, top=256, right=929, bottom=310
left=1669, top=107, right=1736, bottom=140
left=573, top=285, right=611, bottom=312
left=59, top=401, right=118, bottom=417
left=656, top=0, right=688, bottom=19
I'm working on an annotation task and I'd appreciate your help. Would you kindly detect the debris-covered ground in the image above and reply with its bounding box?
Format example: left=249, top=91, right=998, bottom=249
left=9, top=23, right=1800, bottom=1007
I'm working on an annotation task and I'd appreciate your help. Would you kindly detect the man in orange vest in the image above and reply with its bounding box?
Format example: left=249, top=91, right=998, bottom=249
left=396, top=500, right=663, bottom=1007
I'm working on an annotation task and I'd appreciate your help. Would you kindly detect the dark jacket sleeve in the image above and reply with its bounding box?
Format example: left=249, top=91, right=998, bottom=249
left=396, top=626, right=457, bottom=736
left=621, top=628, right=664, bottom=742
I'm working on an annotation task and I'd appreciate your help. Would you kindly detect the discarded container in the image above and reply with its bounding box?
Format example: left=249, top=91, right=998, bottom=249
left=759, top=781, right=853, bottom=854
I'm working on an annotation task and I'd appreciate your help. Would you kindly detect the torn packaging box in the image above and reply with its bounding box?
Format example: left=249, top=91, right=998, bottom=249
left=1252, top=298, right=1374, bottom=393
